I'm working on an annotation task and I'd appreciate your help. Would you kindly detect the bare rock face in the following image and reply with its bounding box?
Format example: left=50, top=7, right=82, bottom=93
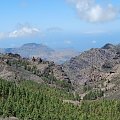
left=62, top=44, right=120, bottom=98
left=63, top=48, right=116, bottom=85
left=63, top=44, right=120, bottom=86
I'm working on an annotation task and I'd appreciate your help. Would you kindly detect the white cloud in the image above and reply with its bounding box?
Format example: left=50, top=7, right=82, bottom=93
left=0, top=25, right=41, bottom=40
left=9, top=26, right=41, bottom=38
left=67, top=0, right=119, bottom=23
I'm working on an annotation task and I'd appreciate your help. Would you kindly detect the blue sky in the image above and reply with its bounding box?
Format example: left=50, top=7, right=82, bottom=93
left=0, top=0, right=120, bottom=51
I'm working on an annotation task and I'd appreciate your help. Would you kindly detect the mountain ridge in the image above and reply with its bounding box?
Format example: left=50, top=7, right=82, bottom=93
left=62, top=43, right=120, bottom=99
left=1, top=43, right=120, bottom=99
left=0, top=43, right=79, bottom=64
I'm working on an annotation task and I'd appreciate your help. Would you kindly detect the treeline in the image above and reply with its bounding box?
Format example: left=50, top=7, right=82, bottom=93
left=0, top=79, right=120, bottom=120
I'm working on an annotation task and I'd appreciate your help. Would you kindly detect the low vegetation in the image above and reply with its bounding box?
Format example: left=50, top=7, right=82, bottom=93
left=0, top=79, right=120, bottom=120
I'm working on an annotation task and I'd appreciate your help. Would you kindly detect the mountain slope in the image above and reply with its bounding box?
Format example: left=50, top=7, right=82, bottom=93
left=1, top=78, right=120, bottom=120
left=0, top=53, right=72, bottom=91
left=1, top=44, right=120, bottom=119
left=0, top=43, right=79, bottom=64
left=62, top=43, right=120, bottom=99
left=4, top=43, right=54, bottom=58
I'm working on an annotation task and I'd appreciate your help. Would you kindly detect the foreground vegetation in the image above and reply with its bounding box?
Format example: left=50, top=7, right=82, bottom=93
left=0, top=79, right=120, bottom=120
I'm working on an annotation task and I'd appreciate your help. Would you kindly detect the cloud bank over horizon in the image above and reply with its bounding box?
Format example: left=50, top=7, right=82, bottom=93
left=67, top=0, right=120, bottom=23
left=0, top=24, right=41, bottom=40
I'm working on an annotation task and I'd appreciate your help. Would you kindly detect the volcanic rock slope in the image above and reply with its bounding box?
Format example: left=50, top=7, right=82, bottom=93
left=0, top=53, right=72, bottom=90
left=63, top=43, right=120, bottom=99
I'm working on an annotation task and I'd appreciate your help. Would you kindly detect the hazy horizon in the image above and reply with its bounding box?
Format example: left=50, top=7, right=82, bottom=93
left=0, top=0, right=120, bottom=52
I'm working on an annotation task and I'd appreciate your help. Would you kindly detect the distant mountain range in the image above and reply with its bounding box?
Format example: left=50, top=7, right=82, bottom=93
left=0, top=43, right=79, bottom=64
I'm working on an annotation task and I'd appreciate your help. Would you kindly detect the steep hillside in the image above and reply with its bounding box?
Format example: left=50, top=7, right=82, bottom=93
left=2, top=43, right=120, bottom=100
left=1, top=79, right=120, bottom=120
left=0, top=53, right=72, bottom=91
left=1, top=44, right=120, bottom=119
left=63, top=43, right=120, bottom=99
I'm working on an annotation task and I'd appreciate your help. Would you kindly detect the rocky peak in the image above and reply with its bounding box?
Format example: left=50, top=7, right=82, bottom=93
left=102, top=43, right=115, bottom=50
